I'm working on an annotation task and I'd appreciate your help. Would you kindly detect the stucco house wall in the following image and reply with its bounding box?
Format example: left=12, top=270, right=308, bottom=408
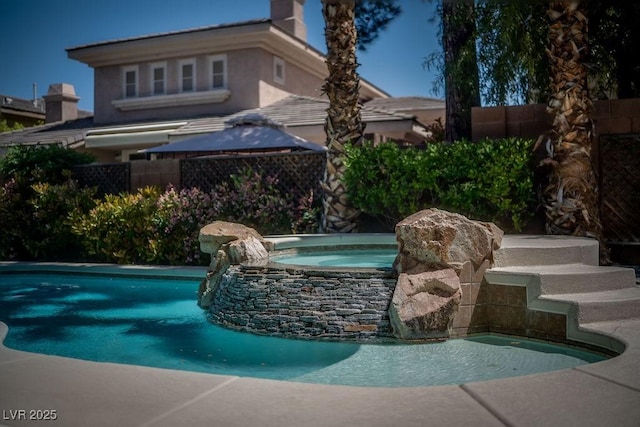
left=93, top=49, right=269, bottom=124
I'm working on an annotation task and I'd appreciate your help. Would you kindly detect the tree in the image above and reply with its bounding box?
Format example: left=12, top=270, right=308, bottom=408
left=427, top=1, right=639, bottom=107
left=320, top=0, right=400, bottom=233
left=589, top=1, right=640, bottom=99
left=474, top=1, right=550, bottom=105
left=0, top=119, right=25, bottom=133
left=354, top=1, right=401, bottom=52
left=320, top=0, right=364, bottom=233
left=536, top=0, right=607, bottom=262
left=426, top=0, right=480, bottom=142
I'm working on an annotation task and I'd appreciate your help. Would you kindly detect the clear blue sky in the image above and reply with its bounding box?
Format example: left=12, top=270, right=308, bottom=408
left=0, top=0, right=441, bottom=112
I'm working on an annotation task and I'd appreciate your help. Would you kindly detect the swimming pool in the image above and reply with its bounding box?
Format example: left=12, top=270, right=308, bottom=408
left=0, top=270, right=607, bottom=387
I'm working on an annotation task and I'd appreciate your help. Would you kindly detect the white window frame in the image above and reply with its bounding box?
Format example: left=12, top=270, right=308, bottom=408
left=150, top=62, right=167, bottom=96
left=179, top=59, right=197, bottom=93
left=273, top=56, right=285, bottom=85
left=209, top=54, right=227, bottom=90
left=122, top=65, right=138, bottom=98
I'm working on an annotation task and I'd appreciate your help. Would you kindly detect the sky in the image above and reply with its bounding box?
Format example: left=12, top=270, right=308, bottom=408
left=0, top=0, right=442, bottom=112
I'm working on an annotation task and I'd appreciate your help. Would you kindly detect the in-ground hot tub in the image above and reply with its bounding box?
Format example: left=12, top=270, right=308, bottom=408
left=267, top=234, right=398, bottom=269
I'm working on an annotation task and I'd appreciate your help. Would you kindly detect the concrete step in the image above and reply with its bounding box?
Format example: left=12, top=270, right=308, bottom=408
left=495, top=235, right=599, bottom=267
left=486, top=264, right=637, bottom=296
left=540, top=287, right=640, bottom=324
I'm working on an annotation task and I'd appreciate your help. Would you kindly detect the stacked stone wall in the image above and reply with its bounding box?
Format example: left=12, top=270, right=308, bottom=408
left=207, top=264, right=397, bottom=340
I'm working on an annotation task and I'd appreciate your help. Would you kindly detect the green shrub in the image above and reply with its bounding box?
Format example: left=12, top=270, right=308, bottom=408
left=0, top=145, right=95, bottom=260
left=26, top=180, right=96, bottom=259
left=0, top=179, right=26, bottom=259
left=71, top=187, right=161, bottom=264
left=344, top=143, right=437, bottom=224
left=0, top=144, right=94, bottom=185
left=0, top=177, right=96, bottom=260
left=344, top=138, right=536, bottom=231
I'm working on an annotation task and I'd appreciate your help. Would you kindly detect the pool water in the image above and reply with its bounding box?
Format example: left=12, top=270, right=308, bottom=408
left=0, top=273, right=607, bottom=387
left=272, top=249, right=397, bottom=268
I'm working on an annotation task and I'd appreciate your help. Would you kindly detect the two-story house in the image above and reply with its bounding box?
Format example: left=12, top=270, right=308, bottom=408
left=0, top=0, right=444, bottom=162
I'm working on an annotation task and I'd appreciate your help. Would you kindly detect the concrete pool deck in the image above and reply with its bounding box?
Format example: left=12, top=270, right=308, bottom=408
left=1, top=235, right=640, bottom=426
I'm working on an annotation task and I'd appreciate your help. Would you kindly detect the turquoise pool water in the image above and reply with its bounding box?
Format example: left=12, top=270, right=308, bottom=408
left=272, top=249, right=397, bottom=268
left=0, top=272, right=607, bottom=387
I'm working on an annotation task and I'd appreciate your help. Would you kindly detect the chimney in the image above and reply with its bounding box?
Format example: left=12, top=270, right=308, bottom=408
left=271, top=0, right=307, bottom=42
left=43, top=83, right=79, bottom=123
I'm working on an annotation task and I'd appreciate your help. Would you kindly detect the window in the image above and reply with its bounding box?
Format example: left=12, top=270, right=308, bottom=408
left=123, top=66, right=138, bottom=98
left=180, top=59, right=196, bottom=92
left=151, top=62, right=166, bottom=96
left=209, top=55, right=227, bottom=89
left=274, top=56, right=285, bottom=85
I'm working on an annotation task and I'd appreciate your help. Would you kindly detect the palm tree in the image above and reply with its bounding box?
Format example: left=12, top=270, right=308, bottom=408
left=539, top=0, right=608, bottom=262
left=320, top=0, right=365, bottom=233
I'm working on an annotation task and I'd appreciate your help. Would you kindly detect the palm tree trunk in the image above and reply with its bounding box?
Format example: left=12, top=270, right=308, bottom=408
left=540, top=0, right=608, bottom=262
left=442, top=0, right=480, bottom=143
left=320, top=0, right=365, bottom=233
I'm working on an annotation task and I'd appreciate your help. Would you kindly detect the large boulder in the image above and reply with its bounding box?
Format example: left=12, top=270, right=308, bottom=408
left=394, top=208, right=503, bottom=274
left=390, top=209, right=503, bottom=340
left=198, top=221, right=269, bottom=308
left=389, top=268, right=462, bottom=340
left=199, top=221, right=268, bottom=259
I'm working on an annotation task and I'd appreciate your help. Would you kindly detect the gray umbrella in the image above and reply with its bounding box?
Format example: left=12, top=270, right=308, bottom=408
left=144, top=113, right=326, bottom=154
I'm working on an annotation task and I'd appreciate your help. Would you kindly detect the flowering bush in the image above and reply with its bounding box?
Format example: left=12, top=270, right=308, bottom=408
left=151, top=186, right=222, bottom=265
left=213, top=168, right=295, bottom=236
left=2, top=160, right=319, bottom=264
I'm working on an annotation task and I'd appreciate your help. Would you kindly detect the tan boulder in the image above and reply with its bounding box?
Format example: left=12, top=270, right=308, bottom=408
left=199, top=221, right=267, bottom=254
left=395, top=208, right=503, bottom=273
left=198, top=221, right=268, bottom=308
left=391, top=209, right=503, bottom=340
left=389, top=268, right=462, bottom=340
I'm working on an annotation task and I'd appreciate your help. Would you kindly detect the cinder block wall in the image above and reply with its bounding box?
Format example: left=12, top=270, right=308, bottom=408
left=471, top=98, right=640, bottom=142
left=130, top=159, right=180, bottom=191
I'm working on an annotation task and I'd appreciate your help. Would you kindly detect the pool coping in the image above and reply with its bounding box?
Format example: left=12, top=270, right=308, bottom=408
left=1, top=238, right=640, bottom=426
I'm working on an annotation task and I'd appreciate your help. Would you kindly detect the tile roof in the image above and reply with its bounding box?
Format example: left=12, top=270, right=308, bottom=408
left=66, top=19, right=271, bottom=52
left=0, top=95, right=423, bottom=148
left=0, top=117, right=94, bottom=147
left=364, top=96, right=445, bottom=112
left=173, top=95, right=416, bottom=136
left=1, top=95, right=45, bottom=115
